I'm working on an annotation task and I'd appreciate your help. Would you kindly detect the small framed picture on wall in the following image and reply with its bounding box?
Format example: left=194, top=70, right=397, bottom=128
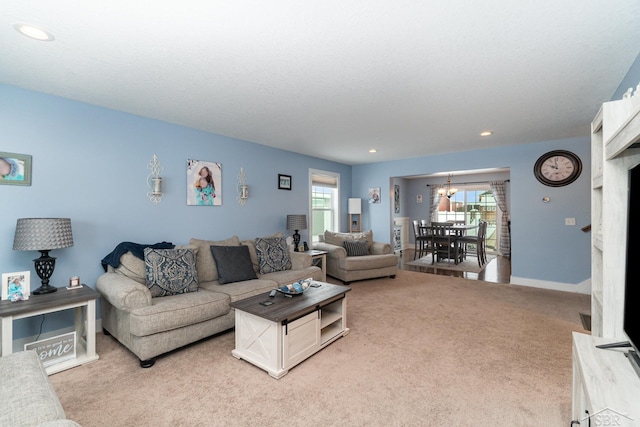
left=278, top=174, right=292, bottom=190
left=0, top=152, right=32, bottom=186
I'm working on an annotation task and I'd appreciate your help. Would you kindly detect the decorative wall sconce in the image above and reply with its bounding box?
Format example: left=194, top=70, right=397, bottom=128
left=147, top=154, right=164, bottom=204
left=238, top=167, right=248, bottom=206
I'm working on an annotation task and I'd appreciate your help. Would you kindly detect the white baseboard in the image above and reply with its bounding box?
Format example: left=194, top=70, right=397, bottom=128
left=510, top=276, right=591, bottom=294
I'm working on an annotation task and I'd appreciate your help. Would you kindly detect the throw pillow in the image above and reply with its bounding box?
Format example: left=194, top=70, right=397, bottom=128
left=255, top=237, right=292, bottom=274
left=209, top=245, right=258, bottom=284
left=144, top=248, right=199, bottom=297
left=343, top=240, right=370, bottom=256
left=241, top=232, right=284, bottom=274
left=324, top=229, right=374, bottom=250
left=189, top=236, right=240, bottom=282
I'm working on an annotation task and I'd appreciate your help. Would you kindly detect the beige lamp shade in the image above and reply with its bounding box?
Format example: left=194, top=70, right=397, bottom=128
left=348, top=198, right=362, bottom=214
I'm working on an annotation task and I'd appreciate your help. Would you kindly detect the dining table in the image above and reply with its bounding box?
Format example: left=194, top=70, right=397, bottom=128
left=418, top=223, right=479, bottom=264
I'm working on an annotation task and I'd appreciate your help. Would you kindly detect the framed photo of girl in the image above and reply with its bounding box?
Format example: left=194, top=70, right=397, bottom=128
left=187, top=159, right=222, bottom=206
left=0, top=152, right=32, bottom=186
left=1, top=271, right=30, bottom=302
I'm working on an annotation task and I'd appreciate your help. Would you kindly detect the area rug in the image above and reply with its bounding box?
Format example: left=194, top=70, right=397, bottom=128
left=405, top=254, right=494, bottom=273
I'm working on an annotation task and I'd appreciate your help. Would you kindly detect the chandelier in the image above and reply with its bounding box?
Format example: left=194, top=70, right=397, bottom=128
left=438, top=174, right=458, bottom=199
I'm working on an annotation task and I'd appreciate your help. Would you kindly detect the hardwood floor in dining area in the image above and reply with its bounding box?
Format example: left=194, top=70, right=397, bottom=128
left=398, top=248, right=511, bottom=284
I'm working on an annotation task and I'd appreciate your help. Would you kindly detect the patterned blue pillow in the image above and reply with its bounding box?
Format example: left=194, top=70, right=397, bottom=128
left=254, top=237, right=292, bottom=274
left=144, top=248, right=199, bottom=297
left=343, top=240, right=369, bottom=256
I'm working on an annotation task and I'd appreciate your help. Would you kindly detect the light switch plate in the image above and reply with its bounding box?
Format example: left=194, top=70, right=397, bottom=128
left=565, top=217, right=576, bottom=226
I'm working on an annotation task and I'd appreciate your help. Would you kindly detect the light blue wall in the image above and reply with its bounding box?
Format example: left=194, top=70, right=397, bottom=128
left=2, top=50, right=639, bottom=340
left=0, top=84, right=351, bottom=339
left=352, top=137, right=591, bottom=285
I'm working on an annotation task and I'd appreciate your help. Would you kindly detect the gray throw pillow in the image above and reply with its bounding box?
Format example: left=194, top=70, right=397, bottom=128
left=343, top=240, right=369, bottom=256
left=255, top=237, right=292, bottom=274
left=209, top=245, right=258, bottom=284
left=144, top=248, right=199, bottom=297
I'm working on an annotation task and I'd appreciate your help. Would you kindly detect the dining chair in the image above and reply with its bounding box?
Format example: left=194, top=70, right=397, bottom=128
left=458, top=220, right=487, bottom=267
left=430, top=222, right=462, bottom=264
left=412, top=220, right=431, bottom=260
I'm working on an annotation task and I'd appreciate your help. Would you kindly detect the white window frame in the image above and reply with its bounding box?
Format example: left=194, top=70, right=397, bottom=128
left=309, top=169, right=340, bottom=243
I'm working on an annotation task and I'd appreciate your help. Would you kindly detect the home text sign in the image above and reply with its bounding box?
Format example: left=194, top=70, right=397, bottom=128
left=25, top=331, right=77, bottom=367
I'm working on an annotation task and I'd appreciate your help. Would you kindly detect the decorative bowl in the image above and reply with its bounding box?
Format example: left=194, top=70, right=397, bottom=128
left=277, top=278, right=312, bottom=295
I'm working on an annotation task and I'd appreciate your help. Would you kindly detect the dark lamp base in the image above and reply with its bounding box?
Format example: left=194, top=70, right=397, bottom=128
left=32, top=284, right=58, bottom=295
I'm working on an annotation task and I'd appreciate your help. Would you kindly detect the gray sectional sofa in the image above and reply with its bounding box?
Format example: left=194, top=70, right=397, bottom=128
left=97, top=234, right=322, bottom=367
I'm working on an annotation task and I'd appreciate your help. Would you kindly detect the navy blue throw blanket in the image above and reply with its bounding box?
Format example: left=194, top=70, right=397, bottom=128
left=101, top=241, right=174, bottom=271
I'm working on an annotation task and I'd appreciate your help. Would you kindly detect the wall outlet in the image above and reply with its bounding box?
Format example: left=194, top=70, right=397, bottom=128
left=565, top=217, right=576, bottom=226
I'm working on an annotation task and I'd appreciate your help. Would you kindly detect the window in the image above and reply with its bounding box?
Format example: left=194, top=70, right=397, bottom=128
left=436, top=185, right=498, bottom=251
left=310, top=170, right=339, bottom=243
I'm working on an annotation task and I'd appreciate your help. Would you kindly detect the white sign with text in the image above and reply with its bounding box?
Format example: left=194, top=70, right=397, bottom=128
left=25, top=331, right=77, bottom=367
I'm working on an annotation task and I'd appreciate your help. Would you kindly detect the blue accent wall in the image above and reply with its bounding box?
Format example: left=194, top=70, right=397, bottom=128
left=0, top=84, right=351, bottom=339
left=352, top=137, right=591, bottom=285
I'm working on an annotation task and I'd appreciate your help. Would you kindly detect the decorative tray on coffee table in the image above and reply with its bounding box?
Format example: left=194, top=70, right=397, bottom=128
left=277, top=278, right=312, bottom=295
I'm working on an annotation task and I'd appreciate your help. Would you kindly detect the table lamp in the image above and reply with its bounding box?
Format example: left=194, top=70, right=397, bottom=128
left=13, top=218, right=74, bottom=294
left=286, top=214, right=307, bottom=252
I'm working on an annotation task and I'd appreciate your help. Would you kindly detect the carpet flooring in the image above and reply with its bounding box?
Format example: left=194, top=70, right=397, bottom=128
left=49, top=270, right=590, bottom=426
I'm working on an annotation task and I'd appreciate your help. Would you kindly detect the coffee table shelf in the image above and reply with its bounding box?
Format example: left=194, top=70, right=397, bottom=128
left=231, top=282, right=350, bottom=379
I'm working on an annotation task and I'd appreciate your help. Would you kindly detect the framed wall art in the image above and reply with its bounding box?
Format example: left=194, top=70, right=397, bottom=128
left=278, top=174, right=292, bottom=190
left=368, top=187, right=381, bottom=204
left=187, top=159, right=222, bottom=206
left=0, top=152, right=32, bottom=186
left=1, top=271, right=30, bottom=301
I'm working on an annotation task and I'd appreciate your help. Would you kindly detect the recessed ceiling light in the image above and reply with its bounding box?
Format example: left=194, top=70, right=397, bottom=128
left=14, top=24, right=55, bottom=41
left=369, top=149, right=377, bottom=153
left=480, top=131, right=493, bottom=137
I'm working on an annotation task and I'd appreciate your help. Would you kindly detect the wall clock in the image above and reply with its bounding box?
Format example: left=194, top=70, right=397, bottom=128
left=533, top=150, right=582, bottom=187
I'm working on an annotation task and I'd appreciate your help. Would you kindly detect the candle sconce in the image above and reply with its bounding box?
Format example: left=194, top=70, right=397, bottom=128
left=238, top=167, right=248, bottom=206
left=147, top=154, right=164, bottom=204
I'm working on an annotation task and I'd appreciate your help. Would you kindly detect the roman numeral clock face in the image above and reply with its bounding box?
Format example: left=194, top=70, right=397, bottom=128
left=534, top=150, right=582, bottom=187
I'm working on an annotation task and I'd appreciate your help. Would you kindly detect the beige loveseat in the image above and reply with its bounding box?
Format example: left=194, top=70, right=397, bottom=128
left=97, top=235, right=321, bottom=367
left=313, top=230, right=398, bottom=285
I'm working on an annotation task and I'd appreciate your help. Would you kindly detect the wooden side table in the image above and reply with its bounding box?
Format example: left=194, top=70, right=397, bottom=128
left=304, top=249, right=327, bottom=281
left=0, top=285, right=99, bottom=374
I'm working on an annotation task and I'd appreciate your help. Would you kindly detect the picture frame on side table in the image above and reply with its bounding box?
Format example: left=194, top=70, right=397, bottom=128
left=1, top=271, right=30, bottom=302
left=0, top=151, right=32, bottom=186
left=278, top=174, right=292, bottom=190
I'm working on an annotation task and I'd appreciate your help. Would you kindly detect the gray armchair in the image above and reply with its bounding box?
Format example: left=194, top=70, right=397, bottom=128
left=313, top=230, right=398, bottom=285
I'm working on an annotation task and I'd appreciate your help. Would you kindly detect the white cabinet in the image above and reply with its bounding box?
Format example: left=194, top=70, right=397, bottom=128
left=571, top=333, right=640, bottom=425
left=577, top=86, right=640, bottom=425
left=282, top=311, right=321, bottom=369
left=590, top=87, right=640, bottom=339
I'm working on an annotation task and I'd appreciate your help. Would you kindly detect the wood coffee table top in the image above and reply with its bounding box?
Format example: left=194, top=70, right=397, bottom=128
left=230, top=281, right=351, bottom=324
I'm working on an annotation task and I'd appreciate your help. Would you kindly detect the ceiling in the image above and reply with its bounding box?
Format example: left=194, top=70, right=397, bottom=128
left=1, top=2, right=639, bottom=166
